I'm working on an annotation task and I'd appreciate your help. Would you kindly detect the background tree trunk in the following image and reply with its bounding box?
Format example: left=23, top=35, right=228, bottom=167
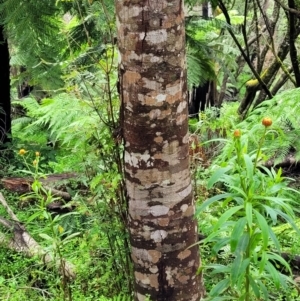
left=0, top=25, right=11, bottom=146
left=115, top=1, right=204, bottom=300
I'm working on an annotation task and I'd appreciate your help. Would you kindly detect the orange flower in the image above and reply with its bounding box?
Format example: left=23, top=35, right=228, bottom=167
left=233, top=129, right=241, bottom=138
left=262, top=117, right=272, bottom=127
left=19, top=149, right=26, bottom=155
left=35, top=151, right=40, bottom=157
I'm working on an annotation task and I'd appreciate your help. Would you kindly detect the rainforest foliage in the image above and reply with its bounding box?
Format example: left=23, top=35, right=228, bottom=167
left=1, top=0, right=300, bottom=300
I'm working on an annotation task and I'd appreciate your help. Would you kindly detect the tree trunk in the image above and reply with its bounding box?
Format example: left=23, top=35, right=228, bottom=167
left=0, top=25, right=11, bottom=146
left=115, top=1, right=204, bottom=300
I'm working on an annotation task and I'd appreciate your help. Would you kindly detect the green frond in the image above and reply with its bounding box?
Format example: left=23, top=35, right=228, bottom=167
left=0, top=0, right=65, bottom=90
left=12, top=98, right=40, bottom=117
left=187, top=51, right=215, bottom=88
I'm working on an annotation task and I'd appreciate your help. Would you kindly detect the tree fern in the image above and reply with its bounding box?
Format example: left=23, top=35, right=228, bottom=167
left=0, top=0, right=65, bottom=90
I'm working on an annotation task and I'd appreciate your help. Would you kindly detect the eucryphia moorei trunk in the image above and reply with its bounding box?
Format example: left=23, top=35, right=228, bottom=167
left=115, top=1, right=204, bottom=300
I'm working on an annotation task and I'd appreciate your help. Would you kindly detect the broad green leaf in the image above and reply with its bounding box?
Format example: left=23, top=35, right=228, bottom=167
left=230, top=217, right=247, bottom=252
left=254, top=209, right=269, bottom=250
left=207, top=166, right=231, bottom=189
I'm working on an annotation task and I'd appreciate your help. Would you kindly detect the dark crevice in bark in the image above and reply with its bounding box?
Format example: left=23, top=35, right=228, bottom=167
left=0, top=25, right=11, bottom=147
left=288, top=0, right=300, bottom=87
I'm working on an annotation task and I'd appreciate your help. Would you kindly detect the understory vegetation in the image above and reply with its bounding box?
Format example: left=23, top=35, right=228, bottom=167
left=1, top=0, right=300, bottom=300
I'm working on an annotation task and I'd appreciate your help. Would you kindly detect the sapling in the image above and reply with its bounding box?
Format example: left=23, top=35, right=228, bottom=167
left=197, top=118, right=300, bottom=300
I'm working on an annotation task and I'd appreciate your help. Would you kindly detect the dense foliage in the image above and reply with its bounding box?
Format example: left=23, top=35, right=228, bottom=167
left=1, top=0, right=300, bottom=300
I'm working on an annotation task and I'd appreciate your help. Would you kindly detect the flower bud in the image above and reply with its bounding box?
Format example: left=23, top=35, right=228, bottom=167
left=233, top=129, right=241, bottom=138
left=262, top=117, right=272, bottom=127
left=19, top=149, right=26, bottom=155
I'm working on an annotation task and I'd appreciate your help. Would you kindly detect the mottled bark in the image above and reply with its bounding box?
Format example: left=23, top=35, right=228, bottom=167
left=115, top=1, right=203, bottom=300
left=0, top=25, right=11, bottom=146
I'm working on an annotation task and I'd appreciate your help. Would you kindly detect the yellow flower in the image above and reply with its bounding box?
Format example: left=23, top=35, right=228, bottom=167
left=33, top=160, right=37, bottom=166
left=58, top=225, right=64, bottom=234
left=35, top=151, right=40, bottom=157
left=19, top=149, right=26, bottom=155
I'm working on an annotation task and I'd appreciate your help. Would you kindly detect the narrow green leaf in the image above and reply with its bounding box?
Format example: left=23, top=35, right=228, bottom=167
left=258, top=279, right=269, bottom=300
left=39, top=233, right=53, bottom=241
left=265, top=261, right=280, bottom=289
left=267, top=252, right=292, bottom=275
left=212, top=237, right=231, bottom=255
left=26, top=211, right=42, bottom=223
left=268, top=228, right=281, bottom=251
left=204, top=264, right=231, bottom=274
left=254, top=209, right=269, bottom=250
left=230, top=217, right=247, bottom=252
left=249, top=275, right=260, bottom=298
left=274, top=209, right=300, bottom=236
left=259, top=251, right=268, bottom=274
left=213, top=206, right=243, bottom=230
left=61, top=232, right=81, bottom=245
left=235, top=233, right=250, bottom=256
left=245, top=202, right=252, bottom=230
left=209, top=278, right=230, bottom=297
left=196, top=193, right=233, bottom=215
left=231, top=254, right=243, bottom=284
left=236, top=258, right=250, bottom=287
left=208, top=166, right=231, bottom=189
left=262, top=205, right=278, bottom=225
left=227, top=185, right=248, bottom=198
left=231, top=234, right=250, bottom=284
left=243, top=153, right=253, bottom=179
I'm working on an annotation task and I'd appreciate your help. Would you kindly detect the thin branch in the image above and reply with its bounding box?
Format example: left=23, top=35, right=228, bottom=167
left=218, top=0, right=273, bottom=99
left=273, top=0, right=300, bottom=16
